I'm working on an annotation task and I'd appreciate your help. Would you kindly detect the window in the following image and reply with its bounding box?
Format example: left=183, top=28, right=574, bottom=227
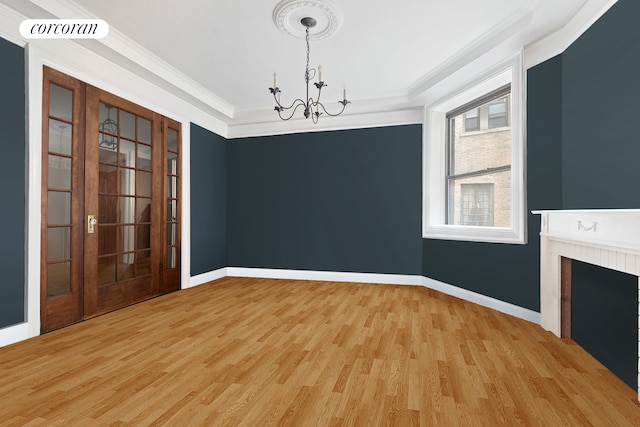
left=460, top=184, right=494, bottom=226
left=423, top=51, right=525, bottom=244
left=462, top=96, right=509, bottom=133
left=446, top=85, right=511, bottom=229
left=488, top=97, right=508, bottom=128
left=464, top=108, right=479, bottom=132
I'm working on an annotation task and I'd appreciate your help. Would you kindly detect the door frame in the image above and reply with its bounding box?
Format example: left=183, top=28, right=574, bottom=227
left=18, top=42, right=196, bottom=342
left=40, top=66, right=183, bottom=332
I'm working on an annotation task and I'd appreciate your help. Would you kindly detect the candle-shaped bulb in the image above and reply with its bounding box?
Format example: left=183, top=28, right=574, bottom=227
left=318, top=64, right=322, bottom=82
left=273, top=72, right=277, bottom=88
left=343, top=83, right=347, bottom=100
left=278, top=92, right=281, bottom=105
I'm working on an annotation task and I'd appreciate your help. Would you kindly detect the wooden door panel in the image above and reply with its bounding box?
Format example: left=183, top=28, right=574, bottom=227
left=41, top=68, right=181, bottom=332
left=161, top=118, right=181, bottom=293
left=83, top=87, right=162, bottom=317
left=95, top=277, right=155, bottom=315
left=41, top=67, right=85, bottom=332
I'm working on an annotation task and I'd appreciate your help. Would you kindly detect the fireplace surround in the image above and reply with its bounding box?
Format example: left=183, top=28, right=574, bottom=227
left=533, top=209, right=640, bottom=400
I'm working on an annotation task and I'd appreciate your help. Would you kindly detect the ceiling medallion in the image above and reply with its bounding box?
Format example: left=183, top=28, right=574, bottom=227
left=272, top=0, right=343, bottom=40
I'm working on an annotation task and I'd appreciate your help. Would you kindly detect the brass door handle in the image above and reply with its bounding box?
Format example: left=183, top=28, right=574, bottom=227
left=88, top=215, right=97, bottom=233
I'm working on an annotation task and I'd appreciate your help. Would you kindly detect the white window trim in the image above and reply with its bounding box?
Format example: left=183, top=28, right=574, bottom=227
left=423, top=50, right=526, bottom=244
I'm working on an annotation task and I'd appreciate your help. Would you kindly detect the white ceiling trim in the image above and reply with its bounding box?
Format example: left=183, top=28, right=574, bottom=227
left=0, top=2, right=26, bottom=46
left=407, top=8, right=532, bottom=100
left=524, top=0, right=619, bottom=68
left=29, top=0, right=235, bottom=119
left=227, top=108, right=423, bottom=139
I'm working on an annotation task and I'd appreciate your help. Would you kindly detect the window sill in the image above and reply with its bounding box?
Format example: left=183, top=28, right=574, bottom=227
left=423, top=224, right=526, bottom=245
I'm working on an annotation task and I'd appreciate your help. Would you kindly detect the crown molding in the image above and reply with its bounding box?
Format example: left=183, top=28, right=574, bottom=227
left=524, top=0, right=618, bottom=69
left=0, top=2, right=26, bottom=46
left=28, top=0, right=235, bottom=119
left=227, top=108, right=422, bottom=139
left=407, top=9, right=532, bottom=99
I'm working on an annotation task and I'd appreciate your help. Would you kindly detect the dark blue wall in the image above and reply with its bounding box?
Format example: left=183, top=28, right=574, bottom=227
left=0, top=37, right=25, bottom=328
left=190, top=123, right=227, bottom=275
left=227, top=126, right=423, bottom=275
left=421, top=55, right=564, bottom=312
left=562, top=0, right=640, bottom=209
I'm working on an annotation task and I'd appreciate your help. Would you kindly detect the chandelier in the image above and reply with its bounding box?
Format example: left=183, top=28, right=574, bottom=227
left=269, top=17, right=349, bottom=123
left=99, top=104, right=117, bottom=149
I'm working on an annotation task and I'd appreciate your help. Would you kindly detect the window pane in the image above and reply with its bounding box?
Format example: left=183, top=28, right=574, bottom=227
left=47, top=262, right=71, bottom=297
left=136, top=224, right=151, bottom=250
left=118, top=225, right=135, bottom=253
left=463, top=109, right=478, bottom=132
left=99, top=164, right=118, bottom=194
left=120, top=110, right=136, bottom=140
left=167, top=223, right=177, bottom=246
left=48, top=155, right=71, bottom=190
left=167, top=128, right=178, bottom=152
left=120, top=168, right=135, bottom=196
left=138, top=117, right=151, bottom=144
left=50, top=84, right=73, bottom=121
left=167, top=246, right=177, bottom=270
left=136, top=251, right=151, bottom=276
left=136, top=198, right=151, bottom=223
left=488, top=98, right=508, bottom=129
left=118, top=253, right=135, bottom=281
left=49, top=119, right=72, bottom=155
left=99, top=195, right=118, bottom=224
left=167, top=152, right=178, bottom=174
left=448, top=171, right=510, bottom=228
left=120, top=196, right=135, bottom=224
left=99, top=103, right=118, bottom=137
left=98, top=256, right=116, bottom=286
left=449, top=96, right=511, bottom=176
left=99, top=135, right=118, bottom=162
left=48, top=191, right=71, bottom=224
left=48, top=227, right=70, bottom=261
left=167, top=199, right=177, bottom=222
left=119, top=139, right=136, bottom=167
left=167, top=175, right=177, bottom=198
left=137, top=171, right=152, bottom=198
left=138, top=144, right=152, bottom=170
left=98, top=225, right=117, bottom=256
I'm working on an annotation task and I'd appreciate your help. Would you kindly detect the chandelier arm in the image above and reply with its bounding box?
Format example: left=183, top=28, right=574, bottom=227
left=273, top=92, right=307, bottom=111
left=277, top=100, right=308, bottom=121
left=316, top=100, right=350, bottom=117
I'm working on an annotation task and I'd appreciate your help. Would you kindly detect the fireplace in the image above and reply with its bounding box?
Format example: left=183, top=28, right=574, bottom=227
left=533, top=209, right=640, bottom=401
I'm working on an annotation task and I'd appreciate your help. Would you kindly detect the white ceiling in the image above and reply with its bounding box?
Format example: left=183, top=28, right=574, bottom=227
left=1, top=0, right=617, bottom=129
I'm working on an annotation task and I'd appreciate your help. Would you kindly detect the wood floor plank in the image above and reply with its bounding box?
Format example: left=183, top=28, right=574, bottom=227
left=1, top=277, right=639, bottom=425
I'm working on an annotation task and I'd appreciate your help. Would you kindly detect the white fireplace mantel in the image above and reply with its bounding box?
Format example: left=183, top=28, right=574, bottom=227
left=532, top=209, right=640, bottom=399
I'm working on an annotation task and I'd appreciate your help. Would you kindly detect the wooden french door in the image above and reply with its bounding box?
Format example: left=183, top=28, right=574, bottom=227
left=41, top=67, right=181, bottom=332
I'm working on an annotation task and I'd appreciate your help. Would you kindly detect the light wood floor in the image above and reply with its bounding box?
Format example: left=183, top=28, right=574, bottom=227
left=1, top=277, right=639, bottom=426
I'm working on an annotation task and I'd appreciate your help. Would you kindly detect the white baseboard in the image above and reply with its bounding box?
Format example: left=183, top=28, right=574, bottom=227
left=0, top=323, right=30, bottom=347
left=223, top=267, right=540, bottom=324
left=225, top=267, right=424, bottom=286
left=421, top=276, right=541, bottom=324
left=188, top=267, right=228, bottom=288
